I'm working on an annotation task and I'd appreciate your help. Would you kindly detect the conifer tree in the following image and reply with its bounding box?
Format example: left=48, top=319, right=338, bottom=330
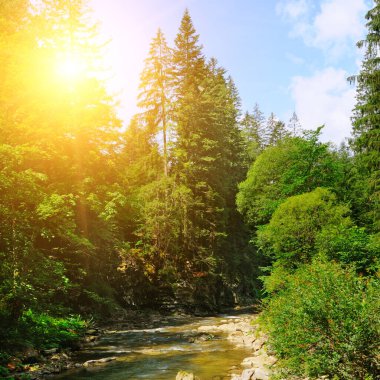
left=240, top=103, right=266, bottom=160
left=266, top=112, right=289, bottom=146
left=351, top=0, right=380, bottom=232
left=288, top=111, right=302, bottom=137
left=138, top=29, right=172, bottom=177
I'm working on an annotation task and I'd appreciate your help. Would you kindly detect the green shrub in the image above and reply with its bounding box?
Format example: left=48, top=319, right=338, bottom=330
left=257, top=188, right=351, bottom=268
left=261, top=261, right=380, bottom=379
left=316, top=226, right=380, bottom=275
left=17, top=310, right=86, bottom=349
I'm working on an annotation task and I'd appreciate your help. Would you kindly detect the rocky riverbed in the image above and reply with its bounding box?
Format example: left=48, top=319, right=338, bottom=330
left=11, top=308, right=318, bottom=380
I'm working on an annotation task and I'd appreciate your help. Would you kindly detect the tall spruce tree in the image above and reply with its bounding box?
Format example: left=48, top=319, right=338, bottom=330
left=266, top=112, right=289, bottom=146
left=240, top=103, right=266, bottom=160
left=170, top=10, right=248, bottom=281
left=138, top=29, right=172, bottom=177
left=351, top=1, right=380, bottom=232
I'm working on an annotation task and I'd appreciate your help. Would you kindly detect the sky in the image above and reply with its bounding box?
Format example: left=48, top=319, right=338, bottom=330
left=90, top=0, right=372, bottom=144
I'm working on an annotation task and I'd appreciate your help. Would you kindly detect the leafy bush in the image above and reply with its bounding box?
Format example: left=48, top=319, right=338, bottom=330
left=257, top=188, right=351, bottom=268
left=261, top=261, right=380, bottom=379
left=16, top=310, right=86, bottom=349
left=237, top=130, right=346, bottom=227
left=316, top=226, right=380, bottom=275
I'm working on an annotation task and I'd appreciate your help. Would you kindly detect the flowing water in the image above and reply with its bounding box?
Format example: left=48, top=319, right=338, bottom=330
left=54, top=312, right=253, bottom=380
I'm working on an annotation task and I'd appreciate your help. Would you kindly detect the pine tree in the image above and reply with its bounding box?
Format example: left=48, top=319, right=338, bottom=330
left=266, top=112, right=289, bottom=146
left=172, top=9, right=206, bottom=98
left=288, top=111, right=302, bottom=137
left=350, top=1, right=380, bottom=231
left=137, top=29, right=172, bottom=177
left=170, top=11, right=246, bottom=278
left=240, top=103, right=266, bottom=160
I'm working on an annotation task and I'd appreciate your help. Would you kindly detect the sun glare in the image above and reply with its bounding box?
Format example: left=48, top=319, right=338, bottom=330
left=57, top=54, right=86, bottom=81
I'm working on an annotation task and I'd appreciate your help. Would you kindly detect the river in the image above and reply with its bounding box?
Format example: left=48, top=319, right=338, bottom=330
left=53, top=311, right=254, bottom=380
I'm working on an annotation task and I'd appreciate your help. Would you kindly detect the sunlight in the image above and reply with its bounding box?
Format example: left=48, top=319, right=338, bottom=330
left=56, top=53, right=87, bottom=82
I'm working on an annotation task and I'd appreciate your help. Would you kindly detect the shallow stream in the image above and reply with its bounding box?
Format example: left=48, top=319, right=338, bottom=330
left=54, top=312, right=253, bottom=380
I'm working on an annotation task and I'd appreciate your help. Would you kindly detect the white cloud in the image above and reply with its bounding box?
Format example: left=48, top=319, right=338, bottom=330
left=290, top=67, right=356, bottom=143
left=313, top=0, right=367, bottom=57
left=276, top=0, right=309, bottom=20
left=277, top=0, right=369, bottom=58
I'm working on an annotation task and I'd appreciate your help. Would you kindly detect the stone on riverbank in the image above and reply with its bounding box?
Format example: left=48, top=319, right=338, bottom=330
left=176, top=370, right=198, bottom=380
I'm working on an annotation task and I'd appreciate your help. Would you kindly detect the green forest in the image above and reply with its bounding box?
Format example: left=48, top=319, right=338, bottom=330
left=0, top=1, right=379, bottom=379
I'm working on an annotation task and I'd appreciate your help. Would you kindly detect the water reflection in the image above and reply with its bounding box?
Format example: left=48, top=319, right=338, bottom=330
left=53, top=314, right=252, bottom=380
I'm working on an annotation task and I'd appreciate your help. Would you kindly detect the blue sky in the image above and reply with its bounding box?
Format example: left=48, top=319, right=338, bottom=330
left=91, top=0, right=372, bottom=144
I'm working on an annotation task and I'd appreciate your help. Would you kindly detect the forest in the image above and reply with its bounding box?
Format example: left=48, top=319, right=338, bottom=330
left=0, top=1, right=379, bottom=379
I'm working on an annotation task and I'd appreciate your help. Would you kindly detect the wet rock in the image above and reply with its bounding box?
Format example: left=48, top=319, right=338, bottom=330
left=188, top=332, right=215, bottom=343
left=83, top=357, right=117, bottom=367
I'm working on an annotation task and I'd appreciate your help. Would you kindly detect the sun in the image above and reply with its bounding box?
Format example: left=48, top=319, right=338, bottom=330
left=56, top=53, right=87, bottom=82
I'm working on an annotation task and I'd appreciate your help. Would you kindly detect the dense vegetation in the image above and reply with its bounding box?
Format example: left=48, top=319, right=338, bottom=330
left=236, top=3, right=380, bottom=378
left=0, top=0, right=379, bottom=379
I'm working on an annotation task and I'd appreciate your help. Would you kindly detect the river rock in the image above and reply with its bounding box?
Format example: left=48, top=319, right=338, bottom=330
left=253, top=367, right=270, bottom=380
left=83, top=357, right=117, bottom=367
left=251, top=336, right=266, bottom=351
left=197, top=325, right=218, bottom=333
left=241, top=356, right=257, bottom=367
left=176, top=370, right=196, bottom=380
left=42, top=348, right=58, bottom=355
left=241, top=368, right=255, bottom=380
left=84, top=335, right=98, bottom=343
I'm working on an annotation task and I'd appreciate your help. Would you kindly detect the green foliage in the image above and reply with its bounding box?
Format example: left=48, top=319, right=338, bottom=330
left=257, top=188, right=351, bottom=267
left=261, top=261, right=380, bottom=379
left=126, top=9, right=254, bottom=302
left=237, top=129, right=345, bottom=227
left=19, top=310, right=86, bottom=349
left=0, top=310, right=86, bottom=351
left=240, top=104, right=265, bottom=161
left=317, top=226, right=380, bottom=275
left=350, top=1, right=380, bottom=233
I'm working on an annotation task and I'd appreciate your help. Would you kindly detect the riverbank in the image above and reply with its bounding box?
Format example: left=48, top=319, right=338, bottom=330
left=189, top=313, right=275, bottom=380
left=11, top=307, right=270, bottom=380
